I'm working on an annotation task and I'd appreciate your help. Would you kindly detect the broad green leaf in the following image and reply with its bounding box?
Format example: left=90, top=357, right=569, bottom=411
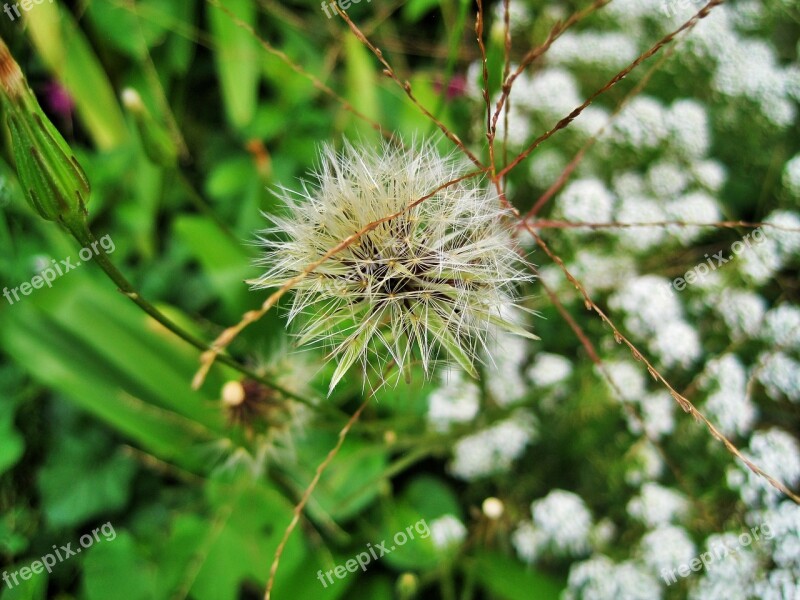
left=25, top=2, right=128, bottom=149
left=208, top=0, right=259, bottom=132
left=83, top=532, right=160, bottom=600
left=37, top=428, right=136, bottom=528
left=286, top=433, right=388, bottom=523
left=471, top=551, right=564, bottom=600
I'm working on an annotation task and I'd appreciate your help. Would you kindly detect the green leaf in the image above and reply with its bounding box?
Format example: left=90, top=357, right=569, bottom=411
left=37, top=427, right=136, bottom=528
left=208, top=0, right=260, bottom=132
left=471, top=551, right=564, bottom=600
left=0, top=400, right=23, bottom=476
left=287, top=433, right=388, bottom=523
left=25, top=2, right=128, bottom=149
left=402, top=0, right=440, bottom=22
left=83, top=532, right=160, bottom=600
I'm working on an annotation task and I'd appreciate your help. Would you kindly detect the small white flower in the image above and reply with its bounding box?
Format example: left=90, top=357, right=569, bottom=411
left=692, top=159, right=727, bottom=192
left=527, top=352, right=573, bottom=388
left=449, top=411, right=537, bottom=480
left=429, top=514, right=468, bottom=550
left=427, top=368, right=480, bottom=432
left=556, top=178, right=616, bottom=224
left=647, top=161, right=689, bottom=198
left=783, top=154, right=800, bottom=197
left=667, top=99, right=710, bottom=157
left=530, top=489, right=594, bottom=556
left=254, top=139, right=535, bottom=392
left=614, top=196, right=668, bottom=252
left=727, top=428, right=800, bottom=507
left=639, top=525, right=696, bottom=575
left=626, top=442, right=665, bottom=487
left=565, top=555, right=662, bottom=600
left=763, top=303, right=800, bottom=351
left=627, top=483, right=690, bottom=528
left=611, top=96, right=669, bottom=149
left=713, top=288, right=766, bottom=341
left=756, top=352, right=800, bottom=403
left=700, top=354, right=757, bottom=437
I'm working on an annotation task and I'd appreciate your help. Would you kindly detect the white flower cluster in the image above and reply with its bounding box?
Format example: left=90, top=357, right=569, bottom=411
left=609, top=275, right=701, bottom=368
left=556, top=178, right=616, bottom=225
left=625, top=442, right=666, bottom=487
left=639, top=525, right=696, bottom=575
left=699, top=354, right=757, bottom=437
left=737, top=211, right=800, bottom=285
left=712, top=288, right=766, bottom=341
left=427, top=368, right=480, bottom=432
left=512, top=489, right=593, bottom=563
left=784, top=154, right=800, bottom=197
left=527, top=352, right=572, bottom=388
left=727, top=428, right=800, bottom=508
left=564, top=555, right=662, bottom=600
left=755, top=352, right=800, bottom=404
left=448, top=410, right=537, bottom=480
left=688, top=532, right=762, bottom=600
left=547, top=31, right=638, bottom=70
left=684, top=5, right=800, bottom=128
left=627, top=482, right=690, bottom=528
left=429, top=514, right=468, bottom=550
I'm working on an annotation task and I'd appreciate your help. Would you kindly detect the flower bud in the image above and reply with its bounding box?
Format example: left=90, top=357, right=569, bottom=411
left=0, top=37, right=89, bottom=223
left=121, top=87, right=178, bottom=168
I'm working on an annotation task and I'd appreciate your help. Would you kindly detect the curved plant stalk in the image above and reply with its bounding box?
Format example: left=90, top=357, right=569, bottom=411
left=263, top=387, right=376, bottom=600
left=0, top=37, right=317, bottom=409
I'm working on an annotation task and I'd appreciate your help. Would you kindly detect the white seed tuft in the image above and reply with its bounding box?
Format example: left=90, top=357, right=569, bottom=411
left=252, top=138, right=535, bottom=393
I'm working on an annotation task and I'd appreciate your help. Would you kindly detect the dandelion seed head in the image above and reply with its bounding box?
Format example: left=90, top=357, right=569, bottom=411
left=254, top=139, right=533, bottom=392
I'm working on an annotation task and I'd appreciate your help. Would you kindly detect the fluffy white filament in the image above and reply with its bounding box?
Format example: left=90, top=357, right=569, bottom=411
left=252, top=139, right=535, bottom=393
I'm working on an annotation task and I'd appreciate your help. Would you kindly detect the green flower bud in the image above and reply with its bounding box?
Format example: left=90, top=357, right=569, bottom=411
left=121, top=88, right=178, bottom=168
left=396, top=573, right=419, bottom=599
left=0, top=37, right=89, bottom=223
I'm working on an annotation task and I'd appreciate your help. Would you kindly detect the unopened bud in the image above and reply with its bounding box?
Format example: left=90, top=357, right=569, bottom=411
left=0, top=37, right=89, bottom=223
left=221, top=381, right=246, bottom=407
left=482, top=497, right=504, bottom=520
left=396, top=572, right=418, bottom=599
left=121, top=87, right=177, bottom=167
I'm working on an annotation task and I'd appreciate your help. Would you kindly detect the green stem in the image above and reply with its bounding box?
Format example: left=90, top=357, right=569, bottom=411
left=59, top=216, right=323, bottom=412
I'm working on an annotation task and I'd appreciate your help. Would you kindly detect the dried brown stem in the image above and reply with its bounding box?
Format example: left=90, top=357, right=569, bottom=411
left=332, top=1, right=484, bottom=168
left=263, top=390, right=376, bottom=600
left=497, top=0, right=725, bottom=180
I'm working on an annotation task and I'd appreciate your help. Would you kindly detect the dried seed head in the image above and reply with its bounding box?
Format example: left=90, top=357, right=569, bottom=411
left=253, top=138, right=536, bottom=393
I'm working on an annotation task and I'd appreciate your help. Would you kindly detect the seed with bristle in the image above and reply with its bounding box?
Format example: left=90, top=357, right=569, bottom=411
left=252, top=138, right=537, bottom=393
